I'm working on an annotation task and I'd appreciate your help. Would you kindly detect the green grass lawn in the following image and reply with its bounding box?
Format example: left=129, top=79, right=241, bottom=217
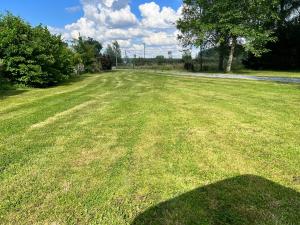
left=231, top=69, right=300, bottom=78
left=0, top=70, right=299, bottom=224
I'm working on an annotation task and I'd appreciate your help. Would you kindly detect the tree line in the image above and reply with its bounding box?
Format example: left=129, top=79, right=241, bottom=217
left=0, top=13, right=120, bottom=88
left=177, top=0, right=300, bottom=72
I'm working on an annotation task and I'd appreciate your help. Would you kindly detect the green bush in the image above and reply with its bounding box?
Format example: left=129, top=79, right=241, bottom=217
left=0, top=13, right=75, bottom=87
left=72, top=37, right=102, bottom=73
left=0, top=76, right=12, bottom=90
left=100, top=55, right=113, bottom=71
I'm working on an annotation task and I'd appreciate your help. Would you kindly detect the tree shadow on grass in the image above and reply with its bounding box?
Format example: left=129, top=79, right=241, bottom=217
left=0, top=89, right=28, bottom=100
left=0, top=76, right=28, bottom=99
left=132, top=175, right=300, bottom=225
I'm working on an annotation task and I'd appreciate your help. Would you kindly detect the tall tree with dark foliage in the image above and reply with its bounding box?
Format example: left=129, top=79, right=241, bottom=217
left=177, top=0, right=280, bottom=72
left=243, top=0, right=300, bottom=70
left=72, top=37, right=103, bottom=73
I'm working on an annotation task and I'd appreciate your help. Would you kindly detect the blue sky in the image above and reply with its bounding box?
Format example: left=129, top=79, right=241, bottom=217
left=0, top=0, right=182, bottom=27
left=0, top=0, right=184, bottom=58
left=0, top=0, right=82, bottom=27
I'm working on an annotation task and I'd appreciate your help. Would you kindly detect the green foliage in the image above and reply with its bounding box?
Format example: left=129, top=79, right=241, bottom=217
left=100, top=54, right=113, bottom=71
left=155, top=55, right=165, bottom=65
left=243, top=0, right=300, bottom=70
left=105, top=41, right=122, bottom=66
left=177, top=0, right=280, bottom=71
left=182, top=50, right=194, bottom=71
left=0, top=75, right=12, bottom=91
left=105, top=45, right=115, bottom=62
left=72, top=37, right=102, bottom=73
left=244, top=23, right=300, bottom=70
left=0, top=13, right=74, bottom=87
left=182, top=50, right=192, bottom=63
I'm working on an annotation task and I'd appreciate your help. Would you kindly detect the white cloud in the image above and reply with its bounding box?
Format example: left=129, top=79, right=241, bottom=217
left=143, top=32, right=178, bottom=46
left=108, top=6, right=138, bottom=27
left=116, top=39, right=132, bottom=48
left=65, top=5, right=81, bottom=13
left=49, top=0, right=185, bottom=58
left=139, top=2, right=181, bottom=29
left=48, top=26, right=71, bottom=40
left=65, top=17, right=96, bottom=39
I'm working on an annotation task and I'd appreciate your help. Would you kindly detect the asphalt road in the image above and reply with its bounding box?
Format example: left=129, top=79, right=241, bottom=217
left=161, top=71, right=300, bottom=84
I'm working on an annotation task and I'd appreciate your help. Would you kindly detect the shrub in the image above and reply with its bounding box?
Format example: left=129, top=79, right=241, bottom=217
left=155, top=55, right=165, bottom=65
left=0, top=13, right=74, bottom=87
left=100, top=55, right=113, bottom=71
left=184, top=62, right=195, bottom=71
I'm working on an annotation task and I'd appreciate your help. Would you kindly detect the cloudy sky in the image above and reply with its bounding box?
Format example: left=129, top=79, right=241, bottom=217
left=0, top=0, right=187, bottom=58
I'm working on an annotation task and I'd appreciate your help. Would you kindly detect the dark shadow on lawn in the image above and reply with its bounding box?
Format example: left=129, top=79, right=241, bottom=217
left=0, top=76, right=28, bottom=99
left=132, top=175, right=300, bottom=225
left=0, top=89, right=28, bottom=100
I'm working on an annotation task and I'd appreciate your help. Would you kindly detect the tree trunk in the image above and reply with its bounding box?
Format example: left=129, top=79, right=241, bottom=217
left=218, top=50, right=224, bottom=71
left=226, top=38, right=236, bottom=73
left=200, top=46, right=203, bottom=71
left=218, top=43, right=225, bottom=71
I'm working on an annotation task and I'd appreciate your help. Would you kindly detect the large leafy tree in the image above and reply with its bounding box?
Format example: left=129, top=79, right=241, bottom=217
left=30, top=25, right=74, bottom=85
left=105, top=41, right=122, bottom=67
left=177, top=0, right=280, bottom=72
left=244, top=0, right=300, bottom=69
left=72, top=37, right=103, bottom=73
left=278, top=0, right=300, bottom=26
left=0, top=13, right=74, bottom=87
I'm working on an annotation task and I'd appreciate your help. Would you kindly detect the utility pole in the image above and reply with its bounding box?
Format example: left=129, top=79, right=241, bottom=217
left=114, top=41, right=118, bottom=69
left=143, top=43, right=146, bottom=59
left=113, top=41, right=119, bottom=69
